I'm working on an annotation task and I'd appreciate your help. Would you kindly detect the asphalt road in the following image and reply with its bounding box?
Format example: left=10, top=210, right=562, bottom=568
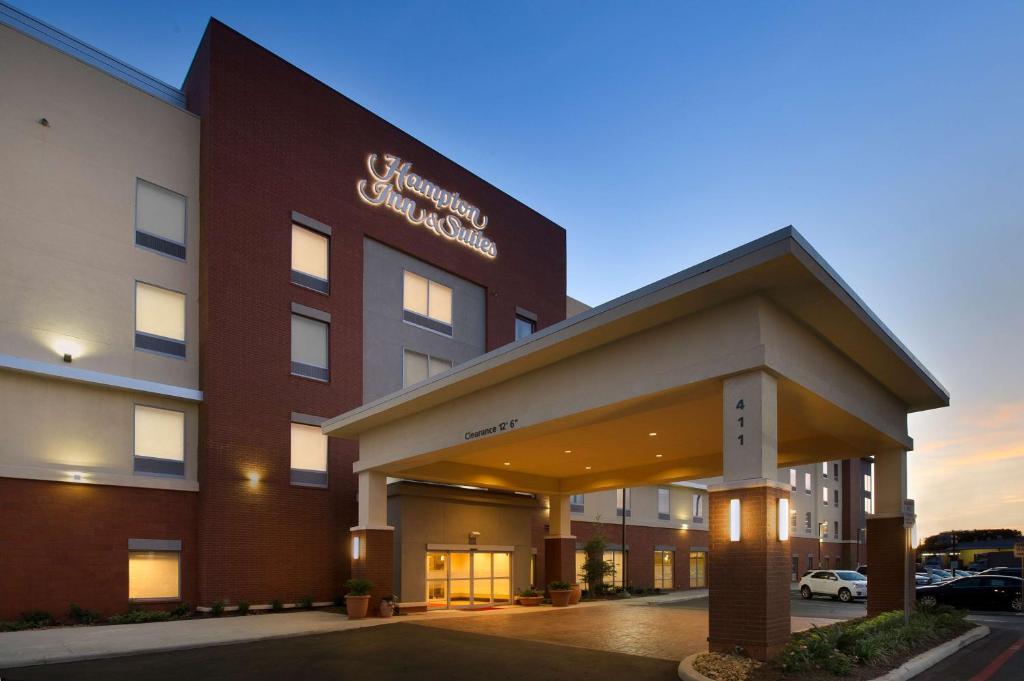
left=664, top=590, right=868, bottom=619
left=916, top=613, right=1024, bottom=681
left=0, top=622, right=679, bottom=681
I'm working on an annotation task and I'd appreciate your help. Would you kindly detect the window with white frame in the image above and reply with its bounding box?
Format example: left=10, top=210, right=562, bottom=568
left=658, top=488, right=670, bottom=520
left=403, top=270, right=452, bottom=335
left=570, top=493, right=584, bottom=513
left=291, top=313, right=328, bottom=380
left=822, top=486, right=829, bottom=505
left=291, top=224, right=329, bottom=293
left=804, top=472, right=812, bottom=494
left=616, top=488, right=631, bottom=517
left=692, top=493, right=704, bottom=522
left=133, top=405, right=185, bottom=477
left=789, top=468, right=797, bottom=489
left=135, top=282, right=186, bottom=358
left=403, top=349, right=452, bottom=387
left=864, top=473, right=872, bottom=492
left=135, top=179, right=186, bottom=260
left=654, top=550, right=673, bottom=589
left=290, top=422, right=327, bottom=487
left=864, top=497, right=872, bottom=514
left=822, top=462, right=829, bottom=477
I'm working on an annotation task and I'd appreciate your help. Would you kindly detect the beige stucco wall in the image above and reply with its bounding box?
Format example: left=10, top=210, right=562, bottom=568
left=0, top=25, right=200, bottom=388
left=0, top=371, right=198, bottom=491
left=570, top=485, right=707, bottom=531
left=388, top=483, right=537, bottom=604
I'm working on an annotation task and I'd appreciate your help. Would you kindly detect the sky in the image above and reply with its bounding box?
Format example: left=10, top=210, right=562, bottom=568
left=13, top=1, right=1023, bottom=538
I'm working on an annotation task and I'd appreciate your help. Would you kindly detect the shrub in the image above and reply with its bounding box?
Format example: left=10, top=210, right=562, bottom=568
left=0, top=620, right=34, bottom=632
left=580, top=532, right=614, bottom=596
left=549, top=581, right=571, bottom=591
left=211, top=600, right=225, bottom=617
left=107, top=610, right=172, bottom=625
left=19, top=610, right=54, bottom=627
left=344, top=578, right=372, bottom=596
left=237, top=601, right=250, bottom=615
left=67, top=603, right=101, bottom=625
left=170, top=602, right=191, bottom=618
left=271, top=599, right=284, bottom=612
left=519, top=587, right=541, bottom=598
left=299, top=596, right=313, bottom=609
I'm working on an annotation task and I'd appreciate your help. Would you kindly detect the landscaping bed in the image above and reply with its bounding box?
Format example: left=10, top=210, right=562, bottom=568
left=691, top=606, right=976, bottom=680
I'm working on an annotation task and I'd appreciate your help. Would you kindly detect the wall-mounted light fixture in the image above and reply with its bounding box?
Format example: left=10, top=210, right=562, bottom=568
left=352, top=535, right=361, bottom=560
left=469, top=530, right=481, bottom=545
left=778, top=498, right=790, bottom=541
left=63, top=353, right=72, bottom=363
left=729, top=498, right=741, bottom=541
left=247, top=471, right=260, bottom=486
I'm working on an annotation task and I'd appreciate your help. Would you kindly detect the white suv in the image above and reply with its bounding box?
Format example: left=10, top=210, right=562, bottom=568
left=799, top=570, right=868, bottom=603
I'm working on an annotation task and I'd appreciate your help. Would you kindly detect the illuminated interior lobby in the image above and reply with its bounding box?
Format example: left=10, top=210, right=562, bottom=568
left=325, top=228, right=949, bottom=660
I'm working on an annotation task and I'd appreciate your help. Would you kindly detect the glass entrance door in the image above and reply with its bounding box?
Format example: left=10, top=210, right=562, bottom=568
left=424, top=550, right=512, bottom=609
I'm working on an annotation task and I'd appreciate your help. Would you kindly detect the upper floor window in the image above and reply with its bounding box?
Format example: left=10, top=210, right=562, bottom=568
left=692, top=493, right=704, bottom=522
left=515, top=313, right=537, bottom=340
left=864, top=474, right=872, bottom=492
left=834, top=489, right=840, bottom=506
left=805, top=512, right=812, bottom=532
left=133, top=405, right=185, bottom=477
left=822, top=462, right=829, bottom=477
left=135, top=282, right=186, bottom=358
left=616, top=488, right=631, bottom=517
left=291, top=224, right=329, bottom=293
left=569, top=493, right=584, bottom=513
left=403, top=270, right=452, bottom=335
left=833, top=463, right=840, bottom=480
left=833, top=521, right=840, bottom=538
left=822, top=487, right=829, bottom=505
left=135, top=179, right=186, bottom=260
left=291, top=312, right=328, bottom=381
left=290, top=422, right=328, bottom=487
left=804, top=472, right=812, bottom=493
left=657, top=488, right=670, bottom=520
left=864, top=497, right=872, bottom=514
left=789, top=468, right=797, bottom=490
left=403, top=349, right=452, bottom=387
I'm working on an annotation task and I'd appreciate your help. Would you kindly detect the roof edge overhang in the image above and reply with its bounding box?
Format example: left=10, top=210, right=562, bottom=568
left=324, top=227, right=948, bottom=439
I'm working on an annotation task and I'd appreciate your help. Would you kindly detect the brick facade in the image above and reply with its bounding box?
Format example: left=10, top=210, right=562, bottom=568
left=0, top=478, right=197, bottom=619
left=543, top=537, right=576, bottom=587
left=349, top=529, right=395, bottom=614
left=866, top=515, right=912, bottom=617
left=181, top=21, right=565, bottom=608
left=708, top=486, right=790, bottom=661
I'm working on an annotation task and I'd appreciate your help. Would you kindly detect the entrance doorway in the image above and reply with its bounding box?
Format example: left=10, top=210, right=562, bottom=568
left=426, top=550, right=512, bottom=609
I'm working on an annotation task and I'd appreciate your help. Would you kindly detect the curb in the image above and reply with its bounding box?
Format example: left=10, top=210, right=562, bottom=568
left=870, top=624, right=989, bottom=681
left=677, top=625, right=990, bottom=681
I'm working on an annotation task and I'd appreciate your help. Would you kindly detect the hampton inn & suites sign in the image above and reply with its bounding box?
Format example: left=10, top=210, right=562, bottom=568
left=357, top=153, right=498, bottom=258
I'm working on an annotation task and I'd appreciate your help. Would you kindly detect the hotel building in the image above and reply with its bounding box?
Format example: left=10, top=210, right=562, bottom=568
left=1, top=4, right=943, bottom=658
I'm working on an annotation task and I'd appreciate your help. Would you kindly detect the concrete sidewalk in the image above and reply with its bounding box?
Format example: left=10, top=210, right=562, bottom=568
left=0, top=611, right=393, bottom=669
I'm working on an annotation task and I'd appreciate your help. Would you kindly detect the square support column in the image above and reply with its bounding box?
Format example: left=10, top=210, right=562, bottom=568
left=350, top=470, right=394, bottom=614
left=866, top=450, right=912, bottom=617
left=709, top=371, right=790, bottom=661
left=544, top=494, right=576, bottom=588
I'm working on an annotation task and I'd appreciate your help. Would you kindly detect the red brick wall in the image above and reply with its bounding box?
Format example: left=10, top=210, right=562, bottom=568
left=0, top=478, right=197, bottom=620
left=866, top=516, right=912, bottom=616
left=182, top=22, right=565, bottom=607
left=544, top=537, right=576, bottom=587
left=350, top=529, right=394, bottom=615
left=789, top=536, right=847, bottom=578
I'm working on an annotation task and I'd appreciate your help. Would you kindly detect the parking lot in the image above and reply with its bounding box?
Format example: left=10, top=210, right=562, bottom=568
left=665, top=590, right=867, bottom=619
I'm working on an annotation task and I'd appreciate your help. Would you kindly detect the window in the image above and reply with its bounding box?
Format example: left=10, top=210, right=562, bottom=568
left=823, top=487, right=829, bottom=505
left=791, top=510, right=797, bottom=530
left=807, top=555, right=814, bottom=572
left=804, top=472, right=812, bottom=493
left=515, top=314, right=536, bottom=340
left=658, top=488, right=670, bottom=520
left=403, top=349, right=452, bottom=387
left=128, top=539, right=181, bottom=601
left=789, top=468, right=797, bottom=490
left=576, top=549, right=627, bottom=587
left=133, top=405, right=185, bottom=477
left=834, top=489, right=840, bottom=506
left=290, top=423, right=327, bottom=487
left=692, top=494, right=704, bottom=522
left=833, top=463, right=840, bottom=480
left=864, top=474, right=872, bottom=492
left=403, top=270, right=453, bottom=335
left=291, top=313, right=328, bottom=380
left=834, top=521, right=840, bottom=538
left=805, top=512, right=812, bottom=532
left=689, top=551, right=706, bottom=588
left=616, top=488, right=631, bottom=517
left=822, top=462, right=829, bottom=477
left=570, top=493, right=584, bottom=513
left=654, top=550, right=673, bottom=589
left=864, top=497, right=872, bottom=514
left=291, top=224, right=329, bottom=293
left=135, top=282, right=186, bottom=358
left=823, top=557, right=830, bottom=569
left=135, top=179, right=186, bottom=259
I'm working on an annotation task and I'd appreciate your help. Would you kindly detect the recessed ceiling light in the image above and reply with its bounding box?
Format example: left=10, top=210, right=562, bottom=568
left=564, top=449, right=572, bottom=454
left=656, top=453, right=663, bottom=458
left=585, top=466, right=592, bottom=470
left=649, top=432, right=657, bottom=437
left=503, top=461, right=511, bottom=466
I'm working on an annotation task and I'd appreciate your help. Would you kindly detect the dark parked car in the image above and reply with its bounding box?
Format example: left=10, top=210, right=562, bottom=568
left=916, top=575, right=1022, bottom=612
left=981, top=566, right=1023, bottom=578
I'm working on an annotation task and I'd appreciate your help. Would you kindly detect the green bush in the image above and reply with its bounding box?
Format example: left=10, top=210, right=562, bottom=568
left=549, top=581, right=572, bottom=591
left=19, top=610, right=54, bottom=627
left=519, top=587, right=541, bottom=598
left=237, top=601, right=250, bottom=615
left=107, top=610, right=172, bottom=625
left=170, top=602, right=191, bottom=618
left=271, top=599, right=284, bottom=612
left=68, top=603, right=101, bottom=625
left=344, top=578, right=372, bottom=596
left=299, top=596, right=313, bottom=609
left=211, top=600, right=225, bottom=617
left=0, top=620, right=34, bottom=632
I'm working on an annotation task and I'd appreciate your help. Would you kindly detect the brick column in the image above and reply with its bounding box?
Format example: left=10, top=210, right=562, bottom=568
left=709, top=483, right=791, bottom=660
left=349, top=470, right=394, bottom=614
left=866, top=450, right=912, bottom=617
left=544, top=494, right=576, bottom=587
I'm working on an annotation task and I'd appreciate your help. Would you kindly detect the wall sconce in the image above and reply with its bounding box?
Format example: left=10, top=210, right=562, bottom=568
left=247, top=471, right=260, bottom=486
left=352, top=535, right=361, bottom=560
left=729, top=499, right=741, bottom=542
left=778, top=498, right=790, bottom=541
left=469, top=531, right=481, bottom=545
left=63, top=353, right=72, bottom=363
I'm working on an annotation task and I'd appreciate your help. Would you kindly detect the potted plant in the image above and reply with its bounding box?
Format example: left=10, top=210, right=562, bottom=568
left=548, top=581, right=573, bottom=607
left=517, top=587, right=544, bottom=607
left=344, top=578, right=373, bottom=619
left=568, top=582, right=582, bottom=605
left=379, top=594, right=398, bottom=617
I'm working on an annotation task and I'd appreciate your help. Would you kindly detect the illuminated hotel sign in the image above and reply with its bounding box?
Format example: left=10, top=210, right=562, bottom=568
left=357, top=154, right=498, bottom=258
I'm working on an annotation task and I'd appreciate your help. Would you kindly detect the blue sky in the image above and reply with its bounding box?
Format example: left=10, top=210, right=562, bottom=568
left=16, top=1, right=1023, bottom=536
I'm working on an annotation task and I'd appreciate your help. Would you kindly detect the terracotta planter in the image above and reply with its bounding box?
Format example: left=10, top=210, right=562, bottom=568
left=518, top=595, right=544, bottom=607
left=549, top=589, right=572, bottom=607
left=568, top=583, right=582, bottom=605
left=346, top=594, right=371, bottom=619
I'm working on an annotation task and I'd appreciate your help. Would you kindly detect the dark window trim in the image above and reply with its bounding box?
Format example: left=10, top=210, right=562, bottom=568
left=136, top=230, right=186, bottom=260
left=135, top=178, right=187, bottom=262
left=403, top=310, right=453, bottom=337
left=135, top=331, right=186, bottom=359
left=133, top=455, right=185, bottom=477
left=290, top=468, right=328, bottom=488
left=291, top=269, right=329, bottom=294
